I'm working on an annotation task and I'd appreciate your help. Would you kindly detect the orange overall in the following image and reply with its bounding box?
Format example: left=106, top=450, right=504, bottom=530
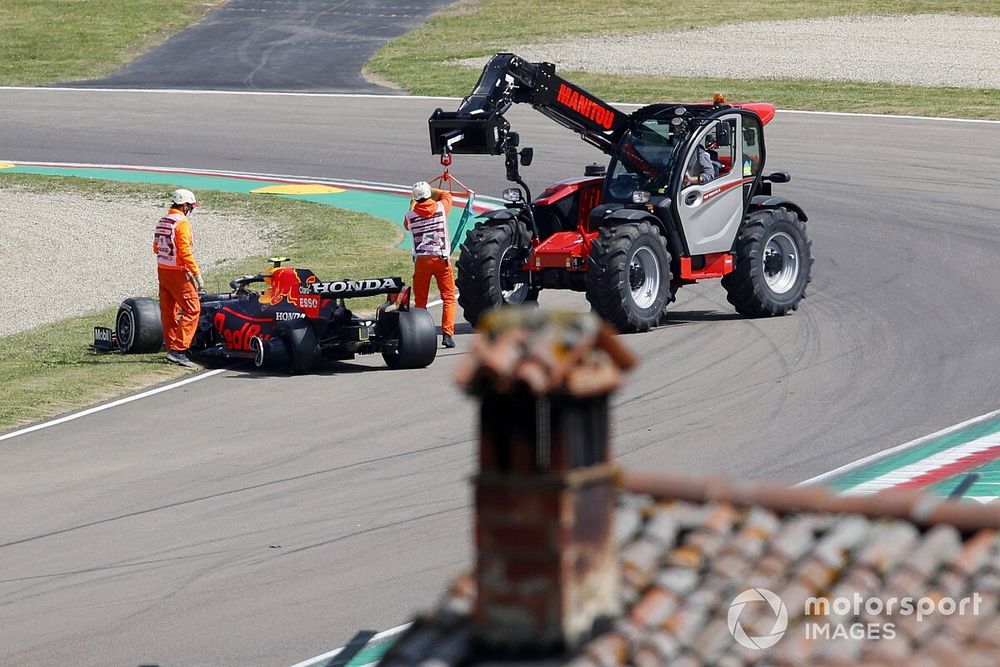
left=404, top=190, right=456, bottom=336
left=153, top=208, right=201, bottom=352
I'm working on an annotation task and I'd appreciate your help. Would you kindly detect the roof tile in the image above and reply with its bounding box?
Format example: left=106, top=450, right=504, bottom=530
left=382, top=473, right=1000, bottom=666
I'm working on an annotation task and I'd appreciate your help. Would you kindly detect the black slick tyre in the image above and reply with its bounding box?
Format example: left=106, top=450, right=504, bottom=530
left=381, top=309, right=437, bottom=369
left=456, top=221, right=537, bottom=328
left=285, top=325, right=320, bottom=374
left=585, top=221, right=672, bottom=333
left=722, top=208, right=813, bottom=317
left=116, top=297, right=163, bottom=353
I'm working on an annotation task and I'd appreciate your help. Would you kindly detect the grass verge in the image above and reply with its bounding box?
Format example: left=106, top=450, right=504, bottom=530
left=0, top=0, right=224, bottom=86
left=0, top=174, right=412, bottom=431
left=367, top=0, right=1000, bottom=119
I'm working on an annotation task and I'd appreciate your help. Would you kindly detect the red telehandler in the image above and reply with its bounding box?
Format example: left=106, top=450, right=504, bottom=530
left=428, top=54, right=813, bottom=333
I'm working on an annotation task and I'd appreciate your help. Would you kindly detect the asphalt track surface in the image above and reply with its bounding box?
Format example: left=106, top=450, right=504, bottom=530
left=64, top=1, right=452, bottom=93
left=2, top=89, right=1000, bottom=665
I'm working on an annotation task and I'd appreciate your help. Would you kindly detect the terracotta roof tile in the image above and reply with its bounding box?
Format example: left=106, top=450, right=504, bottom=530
left=628, top=585, right=676, bottom=628
left=633, top=629, right=682, bottom=664
left=381, top=473, right=1000, bottom=666
left=454, top=309, right=636, bottom=398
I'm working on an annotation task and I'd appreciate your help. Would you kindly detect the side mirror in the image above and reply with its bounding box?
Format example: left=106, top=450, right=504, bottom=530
left=764, top=171, right=791, bottom=183
left=715, top=126, right=731, bottom=147
left=502, top=187, right=524, bottom=203
left=519, top=147, right=533, bottom=167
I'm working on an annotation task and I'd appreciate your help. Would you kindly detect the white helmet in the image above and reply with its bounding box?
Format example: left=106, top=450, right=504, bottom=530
left=171, top=188, right=198, bottom=207
left=411, top=181, right=432, bottom=201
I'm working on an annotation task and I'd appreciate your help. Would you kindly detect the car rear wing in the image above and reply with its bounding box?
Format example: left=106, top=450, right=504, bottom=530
left=300, top=276, right=405, bottom=299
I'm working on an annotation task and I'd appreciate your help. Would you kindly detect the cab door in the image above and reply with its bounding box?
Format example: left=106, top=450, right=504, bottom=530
left=676, top=114, right=745, bottom=255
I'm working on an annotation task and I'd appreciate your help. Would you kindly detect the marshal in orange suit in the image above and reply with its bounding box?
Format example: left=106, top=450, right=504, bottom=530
left=153, top=188, right=204, bottom=368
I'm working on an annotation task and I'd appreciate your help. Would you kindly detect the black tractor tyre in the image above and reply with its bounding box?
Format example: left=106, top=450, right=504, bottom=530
left=585, top=221, right=673, bottom=333
left=115, top=297, right=163, bottom=354
left=456, top=221, right=538, bottom=327
left=285, top=324, right=320, bottom=374
left=722, top=208, right=813, bottom=317
left=382, top=309, right=437, bottom=369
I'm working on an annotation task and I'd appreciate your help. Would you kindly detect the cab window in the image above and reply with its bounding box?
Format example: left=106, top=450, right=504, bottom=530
left=711, top=119, right=737, bottom=177
left=742, top=119, right=763, bottom=178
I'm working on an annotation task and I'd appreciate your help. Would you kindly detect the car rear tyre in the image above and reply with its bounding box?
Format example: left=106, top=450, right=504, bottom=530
left=116, top=297, right=163, bottom=353
left=456, top=220, right=537, bottom=328
left=722, top=208, right=813, bottom=317
left=585, top=221, right=672, bottom=333
left=381, top=309, right=437, bottom=369
left=286, top=325, right=320, bottom=374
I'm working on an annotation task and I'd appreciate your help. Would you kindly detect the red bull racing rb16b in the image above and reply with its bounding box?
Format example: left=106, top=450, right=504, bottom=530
left=94, top=258, right=438, bottom=373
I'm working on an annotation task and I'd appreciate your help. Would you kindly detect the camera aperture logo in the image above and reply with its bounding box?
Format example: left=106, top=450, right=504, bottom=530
left=727, top=588, right=788, bottom=649
left=728, top=589, right=983, bottom=650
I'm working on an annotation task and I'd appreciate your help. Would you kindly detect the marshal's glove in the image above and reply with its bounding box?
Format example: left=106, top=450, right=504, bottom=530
left=192, top=272, right=206, bottom=294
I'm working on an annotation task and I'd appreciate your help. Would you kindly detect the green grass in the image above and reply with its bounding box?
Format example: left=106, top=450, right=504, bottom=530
left=0, top=1, right=994, bottom=427
left=4, top=0, right=996, bottom=117
left=367, top=0, right=1000, bottom=119
left=0, top=174, right=412, bottom=431
left=0, top=0, right=224, bottom=85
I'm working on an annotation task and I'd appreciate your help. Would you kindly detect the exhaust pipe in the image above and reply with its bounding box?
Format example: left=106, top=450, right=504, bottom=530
left=250, top=336, right=290, bottom=368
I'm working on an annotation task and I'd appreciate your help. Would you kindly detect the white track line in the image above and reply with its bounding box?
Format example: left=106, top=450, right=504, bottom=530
left=0, top=369, right=226, bottom=442
left=288, top=623, right=412, bottom=667
left=0, top=161, right=455, bottom=442
left=2, top=161, right=507, bottom=208
left=297, top=407, right=1000, bottom=666
left=296, top=408, right=997, bottom=667
left=0, top=86, right=458, bottom=101
left=1, top=301, right=448, bottom=443
left=2, top=87, right=997, bottom=124
left=1, top=306, right=448, bottom=443
left=840, top=431, right=1000, bottom=496
left=776, top=109, right=1000, bottom=125
left=16, top=97, right=989, bottom=663
left=797, top=407, right=1000, bottom=487
left=281, top=291, right=438, bottom=666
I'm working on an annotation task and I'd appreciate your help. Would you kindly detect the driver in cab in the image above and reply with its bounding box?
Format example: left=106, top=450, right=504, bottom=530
left=684, top=135, right=720, bottom=186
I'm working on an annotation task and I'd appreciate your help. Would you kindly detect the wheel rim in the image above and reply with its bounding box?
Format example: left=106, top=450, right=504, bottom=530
left=763, top=231, right=800, bottom=294
left=116, top=310, right=134, bottom=349
left=250, top=336, right=265, bottom=367
left=629, top=247, right=660, bottom=309
left=498, top=245, right=529, bottom=304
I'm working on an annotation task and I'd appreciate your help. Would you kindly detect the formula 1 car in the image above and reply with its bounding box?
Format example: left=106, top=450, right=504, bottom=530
left=94, top=258, right=438, bottom=372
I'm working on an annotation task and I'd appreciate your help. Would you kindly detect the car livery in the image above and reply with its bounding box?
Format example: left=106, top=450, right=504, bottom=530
left=96, top=259, right=437, bottom=373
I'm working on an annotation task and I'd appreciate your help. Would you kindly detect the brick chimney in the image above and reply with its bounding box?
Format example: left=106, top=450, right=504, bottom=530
left=454, top=308, right=636, bottom=655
